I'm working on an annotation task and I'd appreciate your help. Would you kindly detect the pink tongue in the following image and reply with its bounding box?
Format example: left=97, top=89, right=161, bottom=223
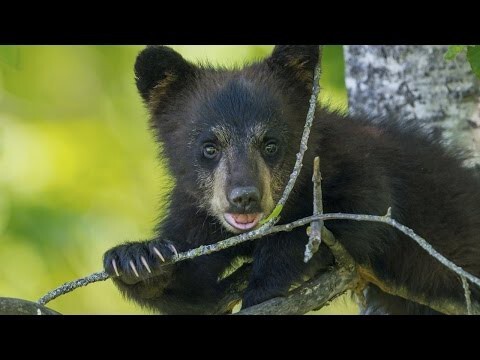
left=232, top=214, right=256, bottom=224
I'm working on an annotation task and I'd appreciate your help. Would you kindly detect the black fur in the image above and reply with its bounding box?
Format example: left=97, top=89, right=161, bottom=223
left=103, top=45, right=480, bottom=314
left=134, top=45, right=195, bottom=103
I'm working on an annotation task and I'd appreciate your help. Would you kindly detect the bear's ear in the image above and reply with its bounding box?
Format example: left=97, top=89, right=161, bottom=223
left=134, top=46, right=195, bottom=106
left=266, top=45, right=320, bottom=90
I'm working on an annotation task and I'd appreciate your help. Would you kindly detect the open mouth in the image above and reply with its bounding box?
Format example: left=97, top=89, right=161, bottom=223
left=224, top=213, right=264, bottom=231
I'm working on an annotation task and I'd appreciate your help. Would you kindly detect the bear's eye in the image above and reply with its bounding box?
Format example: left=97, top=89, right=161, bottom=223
left=203, top=143, right=219, bottom=159
left=264, top=141, right=278, bottom=156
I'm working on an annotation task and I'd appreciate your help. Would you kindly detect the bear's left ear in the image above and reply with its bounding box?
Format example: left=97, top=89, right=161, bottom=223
left=266, top=45, right=320, bottom=90
left=134, top=46, right=196, bottom=107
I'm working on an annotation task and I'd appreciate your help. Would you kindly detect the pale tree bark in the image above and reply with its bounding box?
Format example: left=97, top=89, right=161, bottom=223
left=344, top=45, right=480, bottom=167
left=343, top=45, right=480, bottom=314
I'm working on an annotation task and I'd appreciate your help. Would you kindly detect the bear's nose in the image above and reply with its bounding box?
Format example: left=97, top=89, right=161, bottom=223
left=228, top=186, right=260, bottom=211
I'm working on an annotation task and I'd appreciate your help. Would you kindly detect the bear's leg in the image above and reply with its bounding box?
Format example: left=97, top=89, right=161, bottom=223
left=361, top=285, right=443, bottom=315
left=242, top=226, right=334, bottom=309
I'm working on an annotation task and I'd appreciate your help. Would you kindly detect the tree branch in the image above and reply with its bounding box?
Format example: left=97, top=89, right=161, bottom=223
left=461, top=276, right=473, bottom=315
left=37, top=271, right=109, bottom=306
left=0, top=297, right=61, bottom=315
left=235, top=264, right=480, bottom=315
left=235, top=267, right=358, bottom=315
left=235, top=208, right=480, bottom=315
left=304, top=156, right=324, bottom=262
left=237, top=217, right=359, bottom=315
left=38, top=211, right=480, bottom=314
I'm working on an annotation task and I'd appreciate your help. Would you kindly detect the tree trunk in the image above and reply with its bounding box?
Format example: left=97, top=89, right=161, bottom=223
left=344, top=45, right=480, bottom=167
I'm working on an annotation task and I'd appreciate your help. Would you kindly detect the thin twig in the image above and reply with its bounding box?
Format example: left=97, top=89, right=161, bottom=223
left=320, top=226, right=356, bottom=271
left=38, top=211, right=480, bottom=310
left=304, top=156, right=323, bottom=262
left=37, top=271, right=109, bottom=305
left=260, top=47, right=322, bottom=224
left=461, top=276, right=472, bottom=315
left=290, top=213, right=480, bottom=289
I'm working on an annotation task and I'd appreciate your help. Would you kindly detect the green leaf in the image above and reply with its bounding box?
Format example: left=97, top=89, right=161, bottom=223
left=0, top=46, right=21, bottom=69
left=444, top=45, right=467, bottom=61
left=259, top=204, right=284, bottom=225
left=467, top=46, right=480, bottom=78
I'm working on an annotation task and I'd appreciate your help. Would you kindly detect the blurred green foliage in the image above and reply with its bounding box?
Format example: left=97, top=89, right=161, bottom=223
left=444, top=45, right=480, bottom=78
left=0, top=45, right=357, bottom=314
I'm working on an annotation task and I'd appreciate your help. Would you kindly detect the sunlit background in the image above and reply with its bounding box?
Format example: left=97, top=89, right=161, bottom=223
left=0, top=45, right=357, bottom=314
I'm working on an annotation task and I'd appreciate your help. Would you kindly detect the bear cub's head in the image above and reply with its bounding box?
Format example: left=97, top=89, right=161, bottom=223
left=135, top=45, right=319, bottom=233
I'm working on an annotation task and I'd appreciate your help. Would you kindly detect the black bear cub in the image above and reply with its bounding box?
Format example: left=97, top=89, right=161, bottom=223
left=103, top=45, right=480, bottom=314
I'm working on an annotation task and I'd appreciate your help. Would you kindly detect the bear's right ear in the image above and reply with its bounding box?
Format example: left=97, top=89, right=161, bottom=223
left=134, top=46, right=195, bottom=106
